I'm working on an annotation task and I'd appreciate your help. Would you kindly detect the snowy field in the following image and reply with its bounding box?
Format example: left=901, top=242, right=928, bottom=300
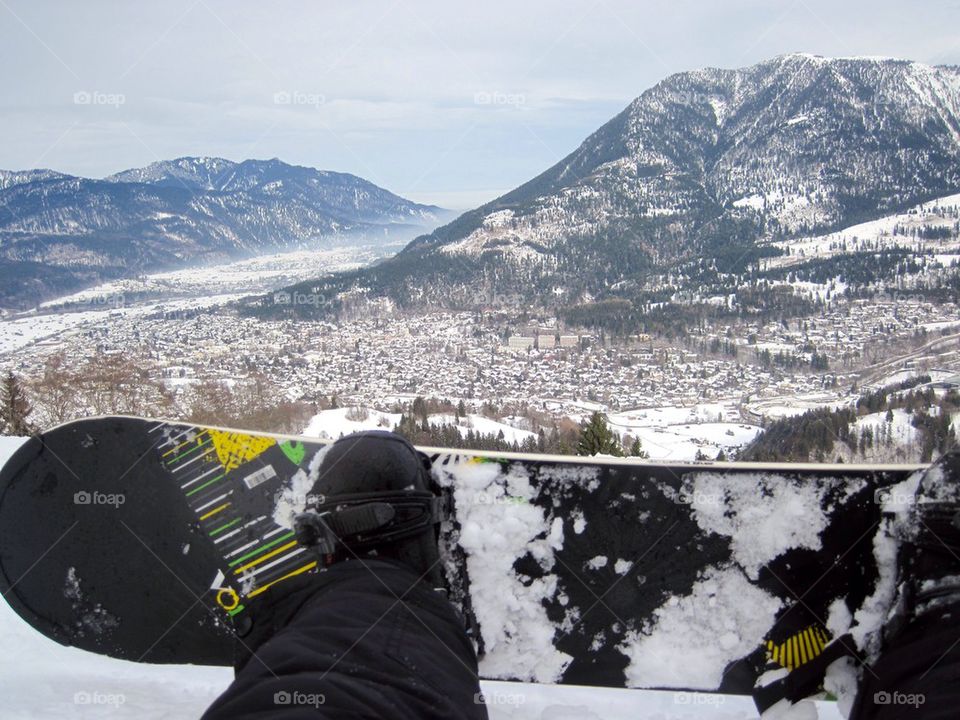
left=303, top=407, right=537, bottom=446
left=0, top=295, right=248, bottom=356
left=304, top=404, right=764, bottom=461
left=0, top=436, right=848, bottom=719
left=0, top=593, right=816, bottom=720
left=765, top=191, right=960, bottom=268
left=38, top=244, right=399, bottom=310
left=0, top=243, right=394, bottom=357
left=606, top=404, right=761, bottom=460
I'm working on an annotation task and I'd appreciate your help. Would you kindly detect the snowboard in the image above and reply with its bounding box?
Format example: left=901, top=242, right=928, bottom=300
left=0, top=416, right=924, bottom=695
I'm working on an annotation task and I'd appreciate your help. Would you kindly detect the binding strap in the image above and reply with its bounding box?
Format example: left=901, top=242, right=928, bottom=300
left=293, top=491, right=445, bottom=560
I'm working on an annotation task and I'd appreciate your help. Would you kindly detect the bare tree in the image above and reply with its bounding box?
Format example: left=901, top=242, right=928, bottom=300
left=29, top=353, right=79, bottom=424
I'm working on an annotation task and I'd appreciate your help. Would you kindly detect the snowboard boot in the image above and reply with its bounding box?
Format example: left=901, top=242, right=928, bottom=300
left=896, top=449, right=960, bottom=623
left=751, top=452, right=960, bottom=718
left=292, top=431, right=446, bottom=589
left=845, top=450, right=960, bottom=719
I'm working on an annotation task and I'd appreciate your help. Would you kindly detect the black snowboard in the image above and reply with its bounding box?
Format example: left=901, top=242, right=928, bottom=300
left=0, top=416, right=921, bottom=693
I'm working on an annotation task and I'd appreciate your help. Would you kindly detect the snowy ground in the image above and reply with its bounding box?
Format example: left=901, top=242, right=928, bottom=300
left=606, top=404, right=761, bottom=460
left=0, top=436, right=848, bottom=718
left=38, top=244, right=400, bottom=311
left=745, top=393, right=851, bottom=421
left=303, top=404, right=763, bottom=461
left=0, top=244, right=393, bottom=357
left=303, top=408, right=537, bottom=446
left=0, top=591, right=821, bottom=719
left=765, top=191, right=960, bottom=269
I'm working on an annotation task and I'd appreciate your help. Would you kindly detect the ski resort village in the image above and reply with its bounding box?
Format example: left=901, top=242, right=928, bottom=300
left=2, top=207, right=960, bottom=464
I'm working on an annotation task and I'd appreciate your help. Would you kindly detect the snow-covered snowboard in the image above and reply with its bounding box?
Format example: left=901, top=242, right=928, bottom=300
left=0, top=416, right=922, bottom=694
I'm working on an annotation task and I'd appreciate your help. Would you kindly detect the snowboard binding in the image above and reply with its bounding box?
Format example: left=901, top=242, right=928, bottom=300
left=294, top=491, right=446, bottom=566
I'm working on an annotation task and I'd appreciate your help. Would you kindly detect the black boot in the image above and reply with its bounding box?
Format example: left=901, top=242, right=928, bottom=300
left=897, top=450, right=960, bottom=622
left=846, top=450, right=960, bottom=719
left=293, top=431, right=445, bottom=588
left=754, top=453, right=960, bottom=718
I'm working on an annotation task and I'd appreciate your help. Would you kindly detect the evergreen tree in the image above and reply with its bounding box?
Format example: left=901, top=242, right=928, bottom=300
left=577, top=412, right=623, bottom=457
left=628, top=436, right=648, bottom=458
left=412, top=396, right=429, bottom=424
left=0, top=372, right=34, bottom=436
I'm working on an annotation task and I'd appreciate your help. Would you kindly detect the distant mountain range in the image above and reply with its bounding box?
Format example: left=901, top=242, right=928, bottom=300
left=0, top=157, right=447, bottom=308
left=267, top=54, right=960, bottom=318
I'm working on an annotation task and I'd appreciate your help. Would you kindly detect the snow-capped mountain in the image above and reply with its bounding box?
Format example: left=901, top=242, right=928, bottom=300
left=0, top=158, right=446, bottom=308
left=105, top=157, right=439, bottom=225
left=0, top=169, right=69, bottom=191
left=284, top=54, right=960, bottom=313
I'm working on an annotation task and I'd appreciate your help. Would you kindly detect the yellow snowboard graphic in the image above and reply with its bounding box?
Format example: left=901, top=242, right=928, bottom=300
left=206, top=429, right=276, bottom=472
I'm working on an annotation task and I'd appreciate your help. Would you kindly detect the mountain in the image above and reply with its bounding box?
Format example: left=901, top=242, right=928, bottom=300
left=266, top=54, right=960, bottom=320
left=0, top=157, right=447, bottom=308
left=0, top=169, right=69, bottom=191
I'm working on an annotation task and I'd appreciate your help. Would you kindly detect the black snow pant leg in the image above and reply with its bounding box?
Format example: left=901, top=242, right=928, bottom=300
left=202, top=559, right=489, bottom=720
left=848, top=608, right=960, bottom=720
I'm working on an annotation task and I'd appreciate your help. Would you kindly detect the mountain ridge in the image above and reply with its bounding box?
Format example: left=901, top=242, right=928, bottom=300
left=0, top=157, right=447, bottom=308
left=263, top=54, right=960, bottom=319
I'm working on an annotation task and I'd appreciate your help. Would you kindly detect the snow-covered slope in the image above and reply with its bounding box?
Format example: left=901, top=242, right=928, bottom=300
left=766, top=192, right=960, bottom=268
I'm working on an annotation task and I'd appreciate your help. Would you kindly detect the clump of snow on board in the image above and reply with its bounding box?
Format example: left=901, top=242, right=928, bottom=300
left=64, top=567, right=120, bottom=637
left=271, top=445, right=331, bottom=528
left=433, top=458, right=579, bottom=684
left=843, top=469, right=924, bottom=655
left=619, top=566, right=781, bottom=689
left=682, top=472, right=866, bottom=580
left=819, top=468, right=925, bottom=715
left=621, top=470, right=866, bottom=691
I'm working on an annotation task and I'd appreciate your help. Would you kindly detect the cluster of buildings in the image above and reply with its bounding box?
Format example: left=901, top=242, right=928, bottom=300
left=4, top=293, right=958, bottom=426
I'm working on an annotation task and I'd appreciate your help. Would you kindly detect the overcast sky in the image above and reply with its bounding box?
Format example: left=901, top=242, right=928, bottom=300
left=2, top=0, right=958, bottom=209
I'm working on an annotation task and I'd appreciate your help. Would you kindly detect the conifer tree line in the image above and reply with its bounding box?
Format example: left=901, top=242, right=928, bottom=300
left=391, top=403, right=648, bottom=458
left=741, top=375, right=957, bottom=463
left=2, top=349, right=951, bottom=465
